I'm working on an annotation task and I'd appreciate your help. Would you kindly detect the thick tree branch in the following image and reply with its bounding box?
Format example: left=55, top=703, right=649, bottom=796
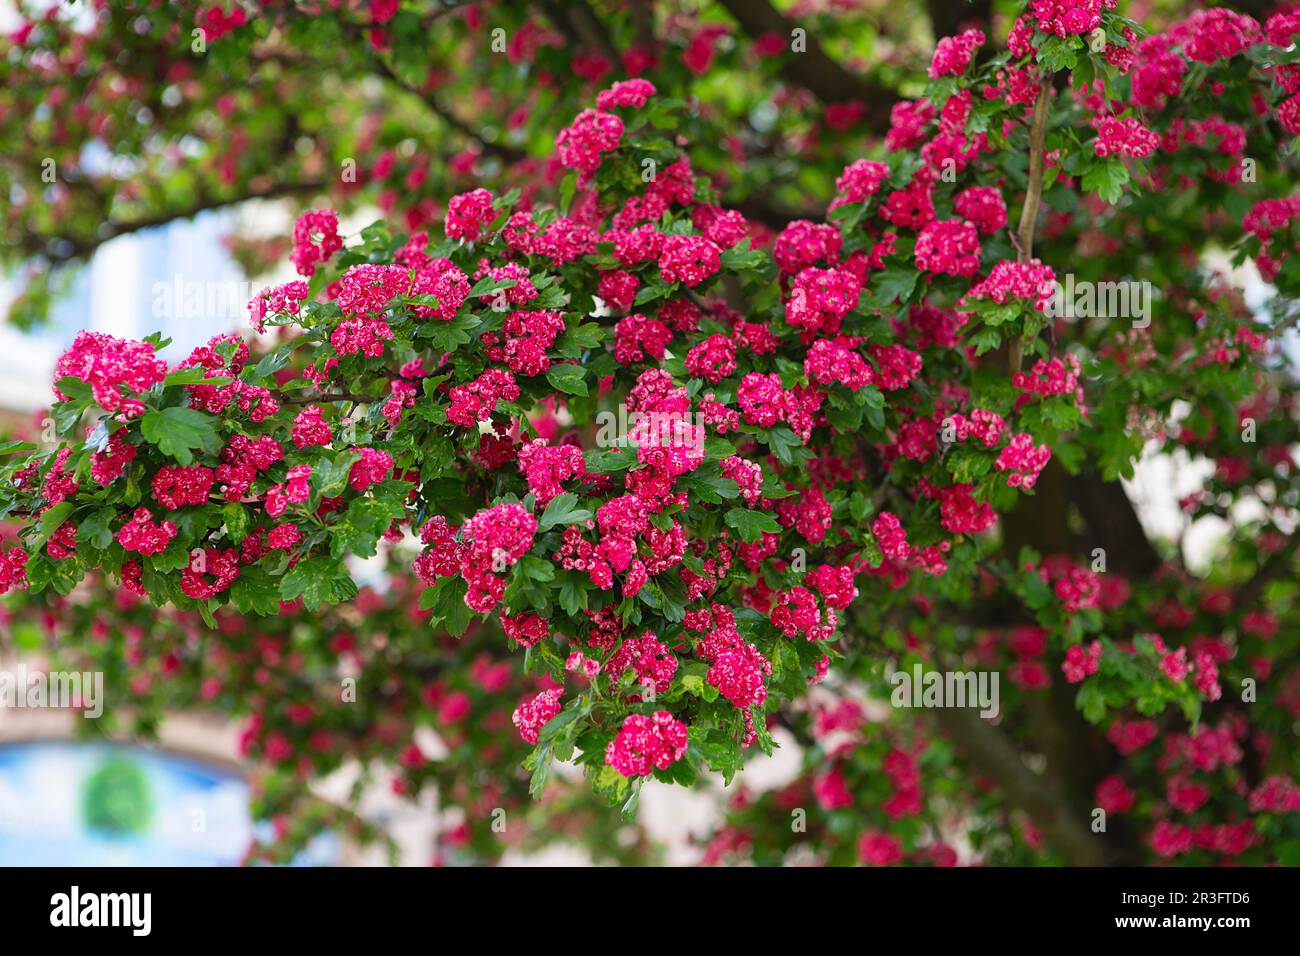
left=30, top=178, right=328, bottom=265
left=715, top=0, right=897, bottom=126
left=928, top=705, right=1107, bottom=865
left=925, top=0, right=993, bottom=46
left=1066, top=469, right=1163, bottom=576
left=540, top=0, right=622, bottom=67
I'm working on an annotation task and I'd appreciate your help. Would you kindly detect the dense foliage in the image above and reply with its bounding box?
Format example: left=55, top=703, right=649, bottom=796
left=1, top=0, right=1298, bottom=865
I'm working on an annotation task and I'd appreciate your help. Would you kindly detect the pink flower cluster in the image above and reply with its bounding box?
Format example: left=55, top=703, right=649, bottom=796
left=774, top=220, right=842, bottom=274
left=53, top=331, right=167, bottom=417
left=290, top=209, right=342, bottom=276
left=995, top=433, right=1052, bottom=488
left=922, top=480, right=998, bottom=534
left=595, top=78, right=656, bottom=110
left=482, top=309, right=565, bottom=376
left=116, top=507, right=178, bottom=555
left=216, top=434, right=283, bottom=500
left=960, top=259, right=1056, bottom=312
left=914, top=219, right=981, bottom=276
left=1242, top=197, right=1300, bottom=282
left=91, top=430, right=137, bottom=485
left=786, top=267, right=862, bottom=336
left=597, top=269, right=638, bottom=312
left=658, top=234, right=722, bottom=287
left=830, top=160, right=890, bottom=212
left=447, top=369, right=520, bottom=427
left=153, top=465, right=215, bottom=511
left=331, top=317, right=394, bottom=357
left=693, top=606, right=772, bottom=709
left=946, top=409, right=1005, bottom=447
left=502, top=611, right=550, bottom=648
left=512, top=687, right=563, bottom=744
left=716, top=456, right=761, bottom=507
left=604, top=711, right=688, bottom=778
left=556, top=108, right=624, bottom=178
left=459, top=502, right=537, bottom=612
left=736, top=373, right=823, bottom=441
left=410, top=256, right=471, bottom=321
left=1062, top=640, right=1102, bottom=682
left=517, top=440, right=586, bottom=506
left=806, top=563, right=858, bottom=610
left=445, top=188, right=496, bottom=242
left=858, top=830, right=903, bottom=866
left=928, top=29, right=985, bottom=78
left=1030, top=0, right=1114, bottom=37
left=953, top=186, right=1007, bottom=235
left=1108, top=717, right=1158, bottom=754
left=292, top=405, right=333, bottom=448
left=868, top=344, right=922, bottom=391
left=41, top=449, right=78, bottom=503
left=1013, top=355, right=1082, bottom=399
left=606, top=631, right=680, bottom=697
left=248, top=280, right=309, bottom=333
left=1178, top=8, right=1260, bottom=64
left=0, top=548, right=28, bottom=595
left=180, top=547, right=240, bottom=600
left=805, top=339, right=873, bottom=390
left=348, top=448, right=393, bottom=492
left=770, top=586, right=837, bottom=641
left=265, top=465, right=311, bottom=517
left=1052, top=564, right=1101, bottom=612
left=684, top=334, right=737, bottom=384
left=1093, top=116, right=1159, bottom=158
left=335, top=264, right=409, bottom=316
left=872, top=512, right=910, bottom=561
left=614, top=313, right=673, bottom=365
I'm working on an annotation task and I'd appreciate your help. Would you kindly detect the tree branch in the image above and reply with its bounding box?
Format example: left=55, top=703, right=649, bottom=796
left=31, top=178, right=327, bottom=265
left=372, top=58, right=526, bottom=164
left=925, top=0, right=993, bottom=47
left=928, top=705, right=1107, bottom=865
left=715, top=0, right=897, bottom=126
left=1008, top=78, right=1054, bottom=374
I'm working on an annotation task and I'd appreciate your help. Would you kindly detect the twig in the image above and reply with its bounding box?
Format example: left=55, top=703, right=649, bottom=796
left=274, top=391, right=383, bottom=406
left=1009, top=78, right=1054, bottom=374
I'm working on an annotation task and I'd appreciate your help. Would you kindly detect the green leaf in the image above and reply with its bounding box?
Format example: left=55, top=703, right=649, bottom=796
left=584, top=446, right=637, bottom=474
left=468, top=274, right=519, bottom=298
left=764, top=425, right=804, bottom=465
left=140, top=407, right=221, bottom=465
left=680, top=472, right=740, bottom=504
left=724, top=508, right=781, bottom=543
left=280, top=556, right=352, bottom=612
left=545, top=364, right=588, bottom=396
left=231, top=567, right=282, bottom=616
left=163, top=368, right=230, bottom=388
left=313, top=451, right=361, bottom=498
left=863, top=266, right=917, bottom=308
left=970, top=327, right=1002, bottom=356
left=222, top=502, right=250, bottom=544
left=34, top=501, right=75, bottom=548
left=1082, top=159, right=1129, bottom=205
left=331, top=492, right=407, bottom=558
left=252, top=342, right=296, bottom=380
left=537, top=492, right=593, bottom=531
left=429, top=574, right=472, bottom=637
left=79, top=508, right=116, bottom=549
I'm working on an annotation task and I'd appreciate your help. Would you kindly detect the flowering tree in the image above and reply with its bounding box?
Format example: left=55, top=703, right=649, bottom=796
left=2, top=0, right=1299, bottom=866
